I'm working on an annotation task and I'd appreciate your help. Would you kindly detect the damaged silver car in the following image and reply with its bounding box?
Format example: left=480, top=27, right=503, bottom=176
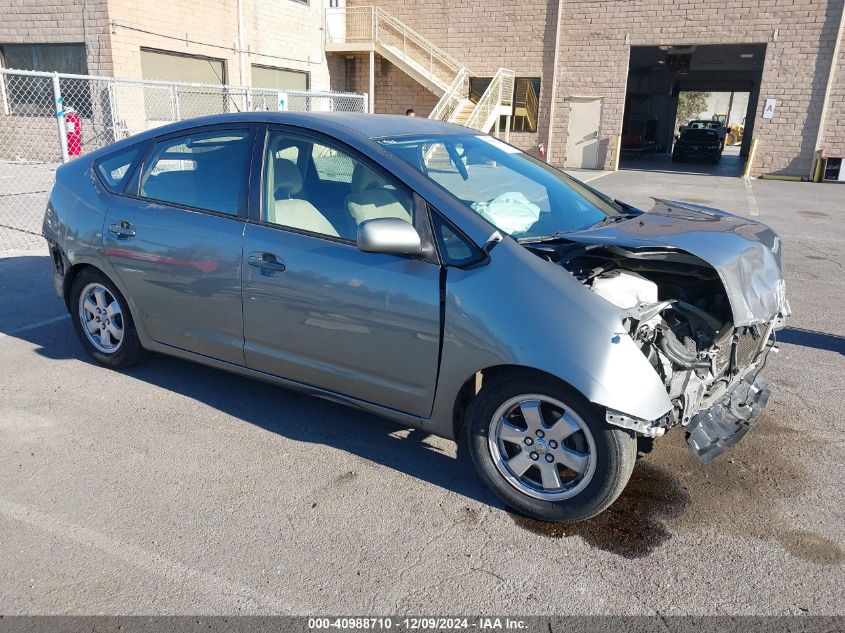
left=43, top=113, right=789, bottom=523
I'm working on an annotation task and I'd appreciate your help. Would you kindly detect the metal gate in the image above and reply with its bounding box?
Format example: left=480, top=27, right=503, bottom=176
left=0, top=68, right=367, bottom=252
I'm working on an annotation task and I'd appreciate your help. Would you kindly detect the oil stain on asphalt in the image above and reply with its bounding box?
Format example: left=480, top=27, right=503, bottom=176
left=511, top=404, right=844, bottom=564
left=512, top=462, right=689, bottom=559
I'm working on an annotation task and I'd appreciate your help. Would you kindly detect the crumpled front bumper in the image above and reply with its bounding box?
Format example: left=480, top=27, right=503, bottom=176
left=686, top=372, right=770, bottom=463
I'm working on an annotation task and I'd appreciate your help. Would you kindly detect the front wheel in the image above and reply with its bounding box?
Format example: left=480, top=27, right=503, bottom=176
left=465, top=372, right=636, bottom=523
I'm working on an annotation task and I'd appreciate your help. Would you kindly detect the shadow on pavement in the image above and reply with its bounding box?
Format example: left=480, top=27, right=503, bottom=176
left=0, top=256, right=499, bottom=510
left=778, top=327, right=845, bottom=356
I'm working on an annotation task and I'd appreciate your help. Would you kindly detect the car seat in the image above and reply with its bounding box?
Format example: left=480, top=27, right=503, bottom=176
left=269, top=158, right=338, bottom=237
left=344, top=164, right=412, bottom=226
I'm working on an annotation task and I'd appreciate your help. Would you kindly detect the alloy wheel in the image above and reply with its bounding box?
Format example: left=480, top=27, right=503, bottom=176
left=487, top=394, right=597, bottom=501
left=78, top=282, right=125, bottom=353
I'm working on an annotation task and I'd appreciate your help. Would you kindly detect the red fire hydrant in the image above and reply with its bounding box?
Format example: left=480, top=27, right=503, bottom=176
left=65, top=107, right=82, bottom=157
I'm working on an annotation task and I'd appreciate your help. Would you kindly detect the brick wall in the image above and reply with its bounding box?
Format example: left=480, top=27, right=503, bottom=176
left=551, top=0, right=845, bottom=176
left=0, top=0, right=113, bottom=75
left=107, top=0, right=330, bottom=90
left=344, top=0, right=559, bottom=152
left=346, top=0, right=845, bottom=176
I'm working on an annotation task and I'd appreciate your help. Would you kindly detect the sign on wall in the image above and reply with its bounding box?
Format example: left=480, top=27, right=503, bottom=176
left=762, top=98, right=776, bottom=119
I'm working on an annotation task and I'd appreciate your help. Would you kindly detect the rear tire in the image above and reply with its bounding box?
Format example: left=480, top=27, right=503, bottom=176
left=70, top=267, right=146, bottom=368
left=465, top=371, right=636, bottom=523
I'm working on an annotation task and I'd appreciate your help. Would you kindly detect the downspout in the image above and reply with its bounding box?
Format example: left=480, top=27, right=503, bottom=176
left=545, top=0, right=564, bottom=164
left=810, top=1, right=845, bottom=179
left=237, top=0, right=247, bottom=86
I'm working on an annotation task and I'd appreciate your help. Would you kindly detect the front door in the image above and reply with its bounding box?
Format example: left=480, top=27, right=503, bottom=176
left=565, top=97, right=602, bottom=169
left=103, top=125, right=255, bottom=365
left=241, top=128, right=441, bottom=417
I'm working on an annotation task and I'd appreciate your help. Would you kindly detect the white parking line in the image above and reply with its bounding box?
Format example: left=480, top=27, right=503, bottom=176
left=0, top=497, right=305, bottom=613
left=0, top=314, right=70, bottom=339
left=744, top=177, right=760, bottom=216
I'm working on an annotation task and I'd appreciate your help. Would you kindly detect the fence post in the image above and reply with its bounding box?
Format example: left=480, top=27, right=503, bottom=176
left=170, top=84, right=180, bottom=121
left=53, top=72, right=70, bottom=163
left=0, top=70, right=10, bottom=116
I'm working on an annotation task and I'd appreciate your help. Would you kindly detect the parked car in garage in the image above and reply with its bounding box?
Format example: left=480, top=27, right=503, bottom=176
left=682, top=119, right=728, bottom=147
left=673, top=128, right=724, bottom=164
left=43, top=113, right=789, bottom=523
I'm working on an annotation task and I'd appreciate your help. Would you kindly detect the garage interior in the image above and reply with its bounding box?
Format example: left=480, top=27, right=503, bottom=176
left=620, top=44, right=766, bottom=176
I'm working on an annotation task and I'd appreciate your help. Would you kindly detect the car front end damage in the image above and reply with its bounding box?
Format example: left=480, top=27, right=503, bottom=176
left=526, top=200, right=790, bottom=463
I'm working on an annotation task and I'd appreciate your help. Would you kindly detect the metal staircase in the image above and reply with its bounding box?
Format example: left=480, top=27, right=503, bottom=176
left=325, top=6, right=514, bottom=136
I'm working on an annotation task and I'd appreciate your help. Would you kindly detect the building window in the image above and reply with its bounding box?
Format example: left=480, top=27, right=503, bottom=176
left=140, top=48, right=228, bottom=121
left=469, top=76, right=541, bottom=133
left=140, top=48, right=226, bottom=84
left=251, top=65, right=309, bottom=91
left=0, top=43, right=88, bottom=116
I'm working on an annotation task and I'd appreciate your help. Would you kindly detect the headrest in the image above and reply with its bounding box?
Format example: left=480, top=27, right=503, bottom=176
left=351, top=163, right=387, bottom=193
left=275, top=158, right=303, bottom=196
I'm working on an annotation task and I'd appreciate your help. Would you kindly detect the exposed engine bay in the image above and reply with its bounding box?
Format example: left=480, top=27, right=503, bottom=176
left=527, top=240, right=778, bottom=461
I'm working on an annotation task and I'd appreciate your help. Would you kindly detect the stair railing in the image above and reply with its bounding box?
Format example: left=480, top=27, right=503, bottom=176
left=464, top=68, right=515, bottom=133
left=428, top=68, right=469, bottom=122
left=373, top=7, right=467, bottom=90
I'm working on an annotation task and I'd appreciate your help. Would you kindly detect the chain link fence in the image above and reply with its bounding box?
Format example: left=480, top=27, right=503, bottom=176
left=0, top=68, right=367, bottom=252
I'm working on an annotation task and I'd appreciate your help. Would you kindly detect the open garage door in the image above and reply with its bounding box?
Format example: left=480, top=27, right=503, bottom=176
left=620, top=44, right=765, bottom=177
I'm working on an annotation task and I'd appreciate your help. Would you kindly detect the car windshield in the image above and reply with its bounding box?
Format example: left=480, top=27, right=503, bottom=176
left=377, top=134, right=628, bottom=240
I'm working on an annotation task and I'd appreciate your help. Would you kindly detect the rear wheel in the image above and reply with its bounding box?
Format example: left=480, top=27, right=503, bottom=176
left=465, top=372, right=636, bottom=523
left=70, top=268, right=146, bottom=368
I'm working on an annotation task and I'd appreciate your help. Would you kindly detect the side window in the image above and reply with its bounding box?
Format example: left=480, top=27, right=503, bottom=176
left=139, top=129, right=252, bottom=215
left=431, top=212, right=483, bottom=267
left=263, top=131, right=414, bottom=241
left=96, top=145, right=144, bottom=192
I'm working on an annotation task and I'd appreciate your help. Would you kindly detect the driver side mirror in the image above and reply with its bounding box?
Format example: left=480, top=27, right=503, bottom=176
left=356, top=217, right=422, bottom=256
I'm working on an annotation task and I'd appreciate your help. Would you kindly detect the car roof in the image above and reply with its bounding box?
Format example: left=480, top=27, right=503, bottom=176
left=118, top=112, right=470, bottom=145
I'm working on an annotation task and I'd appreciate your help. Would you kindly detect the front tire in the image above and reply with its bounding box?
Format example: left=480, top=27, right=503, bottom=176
left=70, top=267, right=146, bottom=368
left=465, top=372, right=636, bottom=523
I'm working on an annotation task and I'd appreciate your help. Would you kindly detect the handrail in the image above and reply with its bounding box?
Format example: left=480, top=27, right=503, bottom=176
left=523, top=79, right=538, bottom=129
left=464, top=68, right=515, bottom=133
left=429, top=68, right=469, bottom=122
left=325, top=6, right=470, bottom=93
left=373, top=7, right=466, bottom=82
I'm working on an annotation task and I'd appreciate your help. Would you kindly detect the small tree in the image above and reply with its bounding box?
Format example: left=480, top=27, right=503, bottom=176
left=675, top=91, right=711, bottom=130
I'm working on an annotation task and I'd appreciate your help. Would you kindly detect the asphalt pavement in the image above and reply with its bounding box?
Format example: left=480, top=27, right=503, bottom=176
left=0, top=168, right=843, bottom=615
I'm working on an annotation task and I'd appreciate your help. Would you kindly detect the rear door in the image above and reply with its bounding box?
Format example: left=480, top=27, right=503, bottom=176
left=241, top=127, right=442, bottom=417
left=103, top=124, right=255, bottom=365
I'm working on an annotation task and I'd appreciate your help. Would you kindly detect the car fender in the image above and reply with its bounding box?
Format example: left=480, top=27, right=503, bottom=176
left=427, top=238, right=672, bottom=438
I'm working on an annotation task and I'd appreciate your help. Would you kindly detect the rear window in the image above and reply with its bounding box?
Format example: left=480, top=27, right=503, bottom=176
left=95, top=145, right=144, bottom=192
left=681, top=129, right=718, bottom=142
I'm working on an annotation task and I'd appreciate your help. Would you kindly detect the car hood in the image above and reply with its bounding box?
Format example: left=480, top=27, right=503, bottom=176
left=560, top=199, right=790, bottom=326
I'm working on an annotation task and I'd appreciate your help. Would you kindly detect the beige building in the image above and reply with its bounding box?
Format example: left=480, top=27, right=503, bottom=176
left=2, top=0, right=844, bottom=178
left=0, top=0, right=330, bottom=92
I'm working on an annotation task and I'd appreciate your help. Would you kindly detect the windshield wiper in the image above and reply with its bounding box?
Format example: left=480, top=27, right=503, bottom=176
left=591, top=213, right=638, bottom=228
left=516, top=231, right=576, bottom=244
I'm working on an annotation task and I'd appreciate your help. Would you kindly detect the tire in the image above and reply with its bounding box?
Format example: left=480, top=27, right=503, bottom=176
left=465, top=372, right=637, bottom=523
left=70, top=267, right=146, bottom=368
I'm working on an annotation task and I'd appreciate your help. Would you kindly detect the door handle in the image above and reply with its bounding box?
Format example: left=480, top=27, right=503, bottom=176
left=108, top=221, right=136, bottom=239
left=248, top=251, right=286, bottom=274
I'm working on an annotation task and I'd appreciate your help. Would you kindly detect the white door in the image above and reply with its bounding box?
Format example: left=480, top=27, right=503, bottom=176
left=565, top=97, right=602, bottom=169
